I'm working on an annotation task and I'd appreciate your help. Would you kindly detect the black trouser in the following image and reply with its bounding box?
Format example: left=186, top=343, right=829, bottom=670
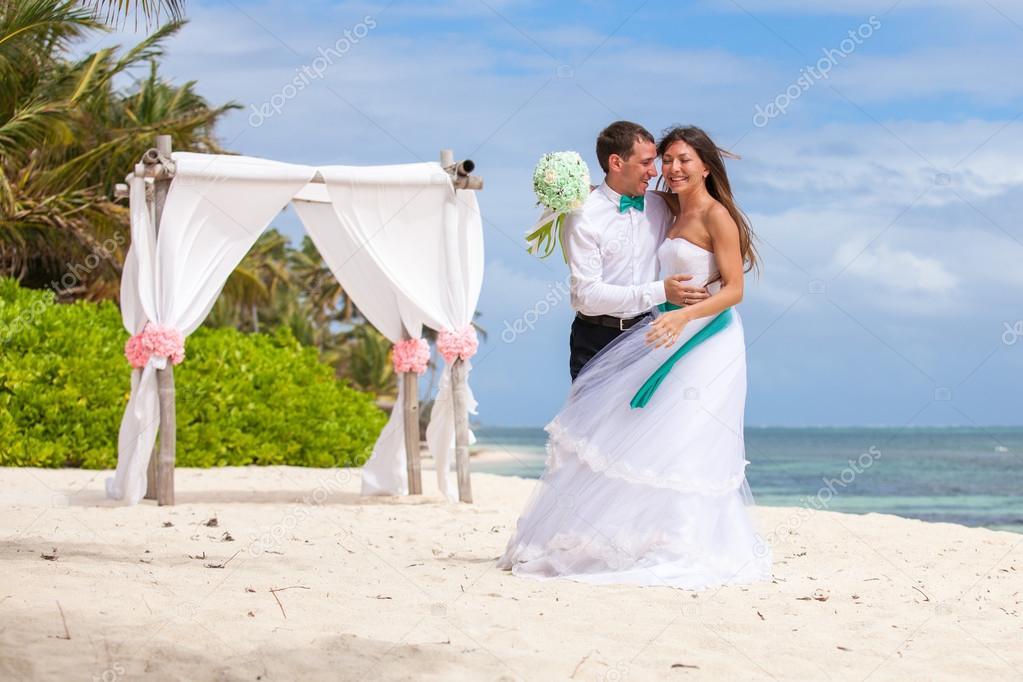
left=569, top=316, right=630, bottom=381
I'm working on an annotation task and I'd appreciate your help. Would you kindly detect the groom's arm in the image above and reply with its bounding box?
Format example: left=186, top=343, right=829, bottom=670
left=565, top=212, right=668, bottom=315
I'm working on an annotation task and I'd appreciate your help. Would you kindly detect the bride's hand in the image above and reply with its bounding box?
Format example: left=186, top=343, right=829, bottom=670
left=646, top=310, right=689, bottom=348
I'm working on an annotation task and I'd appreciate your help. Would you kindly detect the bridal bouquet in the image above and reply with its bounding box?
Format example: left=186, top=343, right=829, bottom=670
left=525, top=151, right=590, bottom=261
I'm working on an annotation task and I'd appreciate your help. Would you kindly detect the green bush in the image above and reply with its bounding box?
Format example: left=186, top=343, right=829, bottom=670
left=0, top=279, right=387, bottom=468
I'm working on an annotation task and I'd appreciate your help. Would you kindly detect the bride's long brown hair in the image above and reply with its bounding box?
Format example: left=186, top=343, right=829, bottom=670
left=657, top=126, right=760, bottom=277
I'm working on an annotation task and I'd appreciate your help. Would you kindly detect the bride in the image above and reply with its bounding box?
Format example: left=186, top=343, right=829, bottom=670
left=496, top=126, right=773, bottom=590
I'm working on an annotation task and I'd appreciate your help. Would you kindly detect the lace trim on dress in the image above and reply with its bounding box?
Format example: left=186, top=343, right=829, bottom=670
left=502, top=527, right=773, bottom=587
left=543, top=418, right=751, bottom=496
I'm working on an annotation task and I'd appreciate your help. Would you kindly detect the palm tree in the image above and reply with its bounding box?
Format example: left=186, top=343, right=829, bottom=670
left=341, top=324, right=396, bottom=399
left=0, top=2, right=238, bottom=299
left=209, top=229, right=293, bottom=331
left=81, top=0, right=185, bottom=25
left=290, top=236, right=355, bottom=331
left=1, top=0, right=104, bottom=289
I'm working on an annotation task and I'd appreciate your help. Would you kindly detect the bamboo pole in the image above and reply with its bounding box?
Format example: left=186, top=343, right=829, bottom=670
left=139, top=134, right=177, bottom=506
left=401, top=328, right=423, bottom=495
left=440, top=149, right=473, bottom=503
left=143, top=162, right=158, bottom=500
left=450, top=357, right=472, bottom=503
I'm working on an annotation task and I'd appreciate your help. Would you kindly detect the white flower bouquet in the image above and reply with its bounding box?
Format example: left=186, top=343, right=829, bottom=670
left=525, top=151, right=591, bottom=261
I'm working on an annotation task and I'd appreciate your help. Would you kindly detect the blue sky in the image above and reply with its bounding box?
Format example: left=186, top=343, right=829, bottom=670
left=101, top=0, right=1023, bottom=427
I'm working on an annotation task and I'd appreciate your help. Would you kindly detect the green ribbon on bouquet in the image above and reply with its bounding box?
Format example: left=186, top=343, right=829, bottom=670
left=629, top=305, right=735, bottom=409
left=525, top=209, right=569, bottom=262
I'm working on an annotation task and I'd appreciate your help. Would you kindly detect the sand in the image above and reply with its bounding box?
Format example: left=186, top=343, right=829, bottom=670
left=1, top=465, right=1020, bottom=681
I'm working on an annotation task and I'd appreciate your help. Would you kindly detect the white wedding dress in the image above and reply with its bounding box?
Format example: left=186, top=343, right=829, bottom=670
left=496, top=237, right=773, bottom=590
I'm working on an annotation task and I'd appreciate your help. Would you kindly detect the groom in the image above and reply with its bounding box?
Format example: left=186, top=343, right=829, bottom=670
left=565, top=121, right=708, bottom=380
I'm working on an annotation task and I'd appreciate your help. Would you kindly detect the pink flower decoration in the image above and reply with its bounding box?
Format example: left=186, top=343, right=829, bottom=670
left=124, top=323, right=186, bottom=369
left=436, top=325, right=479, bottom=364
left=124, top=333, right=149, bottom=369
left=392, top=337, right=430, bottom=375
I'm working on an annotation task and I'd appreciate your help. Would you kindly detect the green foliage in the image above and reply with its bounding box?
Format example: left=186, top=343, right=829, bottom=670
left=85, top=1, right=186, bottom=26
left=1, top=3, right=239, bottom=298
left=342, top=325, right=395, bottom=396
left=0, top=278, right=387, bottom=469
left=173, top=325, right=387, bottom=469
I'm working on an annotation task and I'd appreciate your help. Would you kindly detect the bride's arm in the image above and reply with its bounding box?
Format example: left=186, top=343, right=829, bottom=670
left=686, top=207, right=745, bottom=316
left=645, top=206, right=744, bottom=348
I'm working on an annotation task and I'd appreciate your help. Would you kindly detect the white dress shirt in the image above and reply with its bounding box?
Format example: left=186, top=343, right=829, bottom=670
left=565, top=182, right=672, bottom=318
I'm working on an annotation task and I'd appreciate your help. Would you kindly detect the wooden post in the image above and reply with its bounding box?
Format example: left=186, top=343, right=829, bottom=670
left=139, top=134, right=177, bottom=506
left=451, top=357, right=472, bottom=503
left=440, top=149, right=473, bottom=503
left=153, top=135, right=176, bottom=506
left=155, top=361, right=176, bottom=505
left=401, top=328, right=422, bottom=495
left=143, top=169, right=158, bottom=500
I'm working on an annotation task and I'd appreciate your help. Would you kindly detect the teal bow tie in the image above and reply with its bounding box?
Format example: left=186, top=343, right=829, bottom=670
left=618, top=194, right=645, bottom=213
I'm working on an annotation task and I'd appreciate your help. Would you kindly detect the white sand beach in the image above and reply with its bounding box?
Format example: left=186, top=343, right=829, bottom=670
left=1, top=465, right=1020, bottom=681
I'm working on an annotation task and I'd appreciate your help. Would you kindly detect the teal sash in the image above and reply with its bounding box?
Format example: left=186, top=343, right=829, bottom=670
left=629, top=304, right=734, bottom=409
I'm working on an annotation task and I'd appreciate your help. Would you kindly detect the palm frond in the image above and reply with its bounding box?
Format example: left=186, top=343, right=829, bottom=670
left=108, top=18, right=182, bottom=73
left=82, top=0, right=185, bottom=25
left=0, top=0, right=98, bottom=52
left=0, top=97, right=73, bottom=160
left=68, top=46, right=114, bottom=102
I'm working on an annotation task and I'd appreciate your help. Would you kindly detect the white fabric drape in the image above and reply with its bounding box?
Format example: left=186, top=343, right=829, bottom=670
left=291, top=198, right=423, bottom=497
left=294, top=164, right=485, bottom=501
left=424, top=190, right=484, bottom=499
left=107, top=154, right=316, bottom=504
left=359, top=380, right=411, bottom=496
left=425, top=359, right=478, bottom=496
left=109, top=152, right=485, bottom=505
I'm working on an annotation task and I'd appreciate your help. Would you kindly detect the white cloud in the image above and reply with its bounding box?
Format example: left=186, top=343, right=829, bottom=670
left=701, top=0, right=1008, bottom=15
left=89, top=0, right=1023, bottom=425
left=833, top=241, right=957, bottom=293
left=734, top=120, right=1023, bottom=213
left=828, top=48, right=1023, bottom=105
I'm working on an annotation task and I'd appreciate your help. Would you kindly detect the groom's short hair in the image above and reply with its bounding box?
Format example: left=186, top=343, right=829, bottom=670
left=596, top=121, right=655, bottom=174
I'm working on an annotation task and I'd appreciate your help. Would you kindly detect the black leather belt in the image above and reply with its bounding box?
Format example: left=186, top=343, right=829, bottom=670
left=575, top=311, right=650, bottom=331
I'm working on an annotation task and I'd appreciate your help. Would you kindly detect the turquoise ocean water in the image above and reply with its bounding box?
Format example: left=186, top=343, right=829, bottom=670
left=472, top=426, right=1023, bottom=534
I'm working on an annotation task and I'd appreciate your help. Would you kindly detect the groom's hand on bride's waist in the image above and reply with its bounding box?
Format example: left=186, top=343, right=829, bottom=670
left=664, top=274, right=709, bottom=307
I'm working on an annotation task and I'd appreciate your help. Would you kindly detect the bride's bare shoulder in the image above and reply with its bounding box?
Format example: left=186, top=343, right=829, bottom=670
left=706, top=199, right=734, bottom=224
left=704, top=200, right=739, bottom=243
